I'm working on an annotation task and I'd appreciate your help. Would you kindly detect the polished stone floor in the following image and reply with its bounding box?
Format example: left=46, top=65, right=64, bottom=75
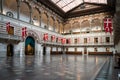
left=0, top=54, right=110, bottom=80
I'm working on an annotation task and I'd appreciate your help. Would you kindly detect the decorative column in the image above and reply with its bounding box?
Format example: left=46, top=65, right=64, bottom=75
left=47, top=15, right=50, bottom=30
left=58, top=22, right=61, bottom=33
left=63, top=23, right=65, bottom=34
left=39, top=14, right=41, bottom=27
left=58, top=21, right=60, bottom=33
left=70, top=22, right=73, bottom=34
left=40, top=11, right=44, bottom=28
left=100, top=17, right=104, bottom=32
left=0, top=0, right=3, bottom=14
left=29, top=6, right=33, bottom=24
left=53, top=18, right=56, bottom=32
left=16, top=0, right=20, bottom=19
left=89, top=19, right=92, bottom=33
left=79, top=20, right=81, bottom=34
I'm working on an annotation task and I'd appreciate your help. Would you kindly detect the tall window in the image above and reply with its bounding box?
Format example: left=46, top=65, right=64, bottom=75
left=74, top=39, right=77, bottom=44
left=94, top=47, right=97, bottom=52
left=66, top=48, right=68, bottom=52
left=8, top=26, right=14, bottom=35
left=106, top=37, right=110, bottom=43
left=75, top=48, right=77, bottom=52
left=94, top=38, right=98, bottom=43
left=106, top=48, right=110, bottom=52
left=84, top=38, right=87, bottom=44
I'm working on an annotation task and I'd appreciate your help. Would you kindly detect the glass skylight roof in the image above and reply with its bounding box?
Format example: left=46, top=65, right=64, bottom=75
left=51, top=0, right=107, bottom=12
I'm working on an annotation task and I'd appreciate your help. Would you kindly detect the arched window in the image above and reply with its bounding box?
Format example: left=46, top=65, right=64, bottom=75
left=3, top=0, right=17, bottom=18
left=20, top=2, right=30, bottom=23
left=32, top=7, right=40, bottom=26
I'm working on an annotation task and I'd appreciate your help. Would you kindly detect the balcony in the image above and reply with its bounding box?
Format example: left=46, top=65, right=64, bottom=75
left=0, top=33, right=22, bottom=43
left=65, top=42, right=114, bottom=47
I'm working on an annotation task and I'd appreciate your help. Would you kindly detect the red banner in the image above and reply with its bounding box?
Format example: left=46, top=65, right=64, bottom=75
left=43, top=33, right=48, bottom=41
left=6, top=22, right=10, bottom=32
left=58, top=37, right=61, bottom=42
left=88, top=37, right=90, bottom=43
left=67, top=38, right=71, bottom=44
left=56, top=37, right=61, bottom=42
left=104, top=18, right=112, bottom=34
left=61, top=38, right=66, bottom=44
left=22, top=27, right=27, bottom=38
left=77, top=38, right=80, bottom=43
left=51, top=35, right=55, bottom=42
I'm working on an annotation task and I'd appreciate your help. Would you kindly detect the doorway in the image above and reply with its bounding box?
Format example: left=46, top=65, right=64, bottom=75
left=43, top=46, right=46, bottom=55
left=84, top=47, right=87, bottom=54
left=7, top=44, right=14, bottom=56
left=25, top=36, right=35, bottom=55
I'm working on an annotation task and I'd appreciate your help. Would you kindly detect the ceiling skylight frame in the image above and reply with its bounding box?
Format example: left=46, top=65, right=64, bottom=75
left=50, top=0, right=107, bottom=12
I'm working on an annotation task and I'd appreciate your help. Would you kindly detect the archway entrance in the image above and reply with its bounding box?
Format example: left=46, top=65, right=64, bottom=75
left=25, top=36, right=35, bottom=55
left=7, top=44, right=14, bottom=56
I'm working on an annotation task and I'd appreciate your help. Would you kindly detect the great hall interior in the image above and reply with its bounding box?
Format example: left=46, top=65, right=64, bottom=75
left=0, top=0, right=120, bottom=80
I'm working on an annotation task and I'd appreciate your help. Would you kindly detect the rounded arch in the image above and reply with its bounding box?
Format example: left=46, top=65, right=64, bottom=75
left=59, top=22, right=63, bottom=33
left=64, top=22, right=71, bottom=33
left=25, top=36, right=35, bottom=55
left=91, top=18, right=102, bottom=31
left=81, top=20, right=90, bottom=32
left=27, top=30, right=40, bottom=43
left=3, top=0, right=17, bottom=18
left=20, top=1, right=30, bottom=23
left=49, top=16, right=54, bottom=31
left=32, top=7, right=41, bottom=26
left=55, top=19, right=59, bottom=32
left=81, top=20, right=90, bottom=27
left=41, top=12, right=48, bottom=28
left=91, top=18, right=101, bottom=26
left=72, top=21, right=80, bottom=32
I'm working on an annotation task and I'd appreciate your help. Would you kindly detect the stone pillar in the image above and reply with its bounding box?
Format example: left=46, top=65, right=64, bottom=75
left=58, top=22, right=60, bottom=33
left=114, top=0, right=120, bottom=68
left=29, top=7, right=33, bottom=24
left=17, top=0, right=20, bottom=19
left=100, top=18, right=103, bottom=32
left=59, top=22, right=61, bottom=33
left=89, top=19, right=92, bottom=33
left=114, top=0, right=120, bottom=45
left=70, top=22, right=73, bottom=35
left=47, top=15, right=49, bottom=30
left=63, top=23, right=65, bottom=34
left=53, top=19, right=56, bottom=32
left=40, top=11, right=43, bottom=27
left=39, top=15, right=41, bottom=27
left=79, top=21, right=81, bottom=34
left=62, top=46, right=65, bottom=54
left=0, top=0, right=3, bottom=14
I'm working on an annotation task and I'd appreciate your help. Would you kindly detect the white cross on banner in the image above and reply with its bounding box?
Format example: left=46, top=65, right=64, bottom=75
left=43, top=33, right=48, bottom=41
left=61, top=38, right=66, bottom=44
left=51, top=35, right=55, bottom=42
left=6, top=22, right=10, bottom=32
left=22, top=27, right=27, bottom=38
left=104, top=18, right=112, bottom=34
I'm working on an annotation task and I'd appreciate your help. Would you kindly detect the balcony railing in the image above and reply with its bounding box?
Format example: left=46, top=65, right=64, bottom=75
left=41, top=40, right=114, bottom=47
left=0, top=33, right=22, bottom=41
left=65, top=42, right=114, bottom=47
